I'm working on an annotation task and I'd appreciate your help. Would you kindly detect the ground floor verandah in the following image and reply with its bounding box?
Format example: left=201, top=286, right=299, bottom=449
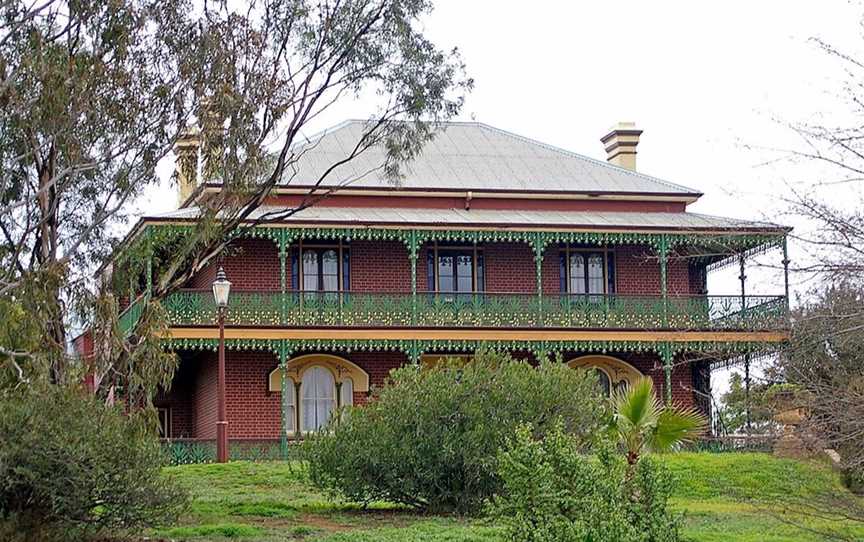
left=155, top=346, right=713, bottom=442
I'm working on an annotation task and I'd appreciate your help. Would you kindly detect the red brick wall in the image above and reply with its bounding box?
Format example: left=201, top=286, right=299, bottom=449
left=485, top=243, right=535, bottom=293
left=225, top=351, right=282, bottom=439
left=615, top=245, right=691, bottom=296
left=351, top=241, right=411, bottom=292
left=194, top=353, right=218, bottom=439
left=348, top=351, right=408, bottom=391
left=188, top=238, right=281, bottom=291
left=190, top=350, right=283, bottom=439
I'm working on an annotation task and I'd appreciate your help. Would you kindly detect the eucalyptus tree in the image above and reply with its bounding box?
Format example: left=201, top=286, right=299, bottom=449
left=0, top=0, right=470, bottom=402
left=0, top=0, right=196, bottom=389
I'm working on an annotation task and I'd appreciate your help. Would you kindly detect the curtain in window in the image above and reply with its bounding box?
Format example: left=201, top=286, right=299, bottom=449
left=302, top=251, right=319, bottom=291
left=340, top=378, right=353, bottom=407
left=438, top=253, right=454, bottom=292
left=569, top=254, right=586, bottom=294
left=301, top=249, right=341, bottom=293
left=321, top=249, right=338, bottom=291
left=587, top=253, right=604, bottom=295
left=301, top=366, right=335, bottom=432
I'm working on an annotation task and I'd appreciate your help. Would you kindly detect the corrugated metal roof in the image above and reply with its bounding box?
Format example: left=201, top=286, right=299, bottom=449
left=282, top=120, right=700, bottom=195
left=150, top=205, right=781, bottom=232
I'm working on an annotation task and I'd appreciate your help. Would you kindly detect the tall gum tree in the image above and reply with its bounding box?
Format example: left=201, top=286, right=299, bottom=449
left=0, top=0, right=470, bottom=403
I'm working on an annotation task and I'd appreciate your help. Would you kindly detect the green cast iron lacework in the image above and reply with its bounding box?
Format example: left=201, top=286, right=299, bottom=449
left=160, top=337, right=784, bottom=361
left=123, top=223, right=785, bottom=262
left=156, top=291, right=788, bottom=332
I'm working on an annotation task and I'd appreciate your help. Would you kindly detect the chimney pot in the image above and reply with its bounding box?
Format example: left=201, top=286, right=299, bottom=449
left=174, top=127, right=200, bottom=207
left=601, top=122, right=642, bottom=171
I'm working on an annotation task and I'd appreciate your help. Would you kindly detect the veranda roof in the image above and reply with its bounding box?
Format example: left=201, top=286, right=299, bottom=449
left=148, top=205, right=783, bottom=233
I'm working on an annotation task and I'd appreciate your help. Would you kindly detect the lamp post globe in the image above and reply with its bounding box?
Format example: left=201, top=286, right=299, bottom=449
left=212, top=266, right=232, bottom=307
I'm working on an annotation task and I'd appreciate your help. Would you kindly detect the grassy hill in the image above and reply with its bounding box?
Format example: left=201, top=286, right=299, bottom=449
left=157, top=453, right=864, bottom=541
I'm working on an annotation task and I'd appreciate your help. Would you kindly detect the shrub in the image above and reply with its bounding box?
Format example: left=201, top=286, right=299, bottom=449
left=490, top=423, right=681, bottom=542
left=304, top=352, right=606, bottom=514
left=0, top=386, right=188, bottom=541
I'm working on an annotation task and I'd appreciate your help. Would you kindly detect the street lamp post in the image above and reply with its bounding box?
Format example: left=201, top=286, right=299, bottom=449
left=212, top=267, right=231, bottom=463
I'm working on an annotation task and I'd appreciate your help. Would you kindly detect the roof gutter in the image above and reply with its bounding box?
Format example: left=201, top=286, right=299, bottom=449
left=193, top=183, right=703, bottom=205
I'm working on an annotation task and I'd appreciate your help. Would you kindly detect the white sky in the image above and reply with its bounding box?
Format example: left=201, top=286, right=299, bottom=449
left=142, top=0, right=864, bottom=397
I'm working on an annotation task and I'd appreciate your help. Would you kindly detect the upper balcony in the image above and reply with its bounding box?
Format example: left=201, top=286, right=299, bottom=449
left=121, top=290, right=788, bottom=334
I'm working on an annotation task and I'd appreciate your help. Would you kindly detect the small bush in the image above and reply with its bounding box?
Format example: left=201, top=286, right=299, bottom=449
left=0, top=387, right=188, bottom=541
left=490, top=423, right=681, bottom=542
left=304, top=352, right=606, bottom=514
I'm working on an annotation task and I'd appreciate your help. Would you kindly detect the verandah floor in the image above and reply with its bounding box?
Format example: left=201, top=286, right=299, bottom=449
left=153, top=453, right=864, bottom=542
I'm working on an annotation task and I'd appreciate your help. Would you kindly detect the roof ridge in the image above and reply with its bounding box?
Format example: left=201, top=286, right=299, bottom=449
left=472, top=122, right=701, bottom=195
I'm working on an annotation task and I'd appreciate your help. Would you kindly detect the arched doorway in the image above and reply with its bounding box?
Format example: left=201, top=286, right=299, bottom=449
left=268, top=354, right=369, bottom=434
left=567, top=355, right=642, bottom=397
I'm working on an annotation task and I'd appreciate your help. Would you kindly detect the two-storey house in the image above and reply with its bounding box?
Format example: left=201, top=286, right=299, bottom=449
left=110, top=120, right=790, bottom=450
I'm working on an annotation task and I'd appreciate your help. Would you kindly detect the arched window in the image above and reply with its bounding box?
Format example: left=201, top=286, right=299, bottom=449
left=301, top=366, right=335, bottom=432
left=269, top=354, right=370, bottom=435
left=567, top=355, right=642, bottom=398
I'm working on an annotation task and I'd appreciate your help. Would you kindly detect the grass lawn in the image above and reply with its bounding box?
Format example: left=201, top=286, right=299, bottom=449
left=156, top=453, right=864, bottom=541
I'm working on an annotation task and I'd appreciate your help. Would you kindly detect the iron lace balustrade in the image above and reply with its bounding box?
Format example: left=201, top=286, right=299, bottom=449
left=118, top=294, right=148, bottom=335
left=153, top=290, right=789, bottom=332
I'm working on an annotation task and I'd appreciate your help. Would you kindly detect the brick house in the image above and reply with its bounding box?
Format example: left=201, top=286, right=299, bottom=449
left=109, top=120, right=790, bottom=446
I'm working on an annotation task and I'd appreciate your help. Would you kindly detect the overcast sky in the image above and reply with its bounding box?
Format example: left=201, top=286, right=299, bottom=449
left=144, top=0, right=864, bottom=395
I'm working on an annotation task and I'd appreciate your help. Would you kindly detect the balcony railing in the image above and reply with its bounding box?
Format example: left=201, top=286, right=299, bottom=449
left=117, top=290, right=788, bottom=334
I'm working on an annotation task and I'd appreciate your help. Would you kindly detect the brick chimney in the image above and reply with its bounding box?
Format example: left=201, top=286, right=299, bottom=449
left=174, top=126, right=200, bottom=207
left=601, top=122, right=642, bottom=171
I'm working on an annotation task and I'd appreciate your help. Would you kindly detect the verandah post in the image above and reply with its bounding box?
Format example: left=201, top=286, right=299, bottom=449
left=278, top=230, right=288, bottom=326
left=532, top=233, right=545, bottom=327
left=659, top=234, right=669, bottom=328
left=658, top=235, right=672, bottom=406
left=279, top=340, right=290, bottom=460
left=739, top=253, right=751, bottom=433
left=409, top=230, right=418, bottom=327
left=661, top=342, right=673, bottom=405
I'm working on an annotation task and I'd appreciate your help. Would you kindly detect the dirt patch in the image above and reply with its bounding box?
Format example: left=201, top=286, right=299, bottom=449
left=296, top=514, right=354, bottom=532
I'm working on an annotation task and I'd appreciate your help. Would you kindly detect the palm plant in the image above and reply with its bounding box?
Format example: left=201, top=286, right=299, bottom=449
left=612, top=377, right=707, bottom=468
